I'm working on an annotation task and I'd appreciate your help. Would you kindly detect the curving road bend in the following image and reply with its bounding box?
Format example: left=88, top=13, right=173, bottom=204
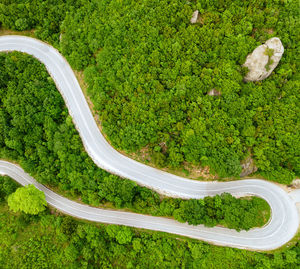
left=0, top=35, right=299, bottom=250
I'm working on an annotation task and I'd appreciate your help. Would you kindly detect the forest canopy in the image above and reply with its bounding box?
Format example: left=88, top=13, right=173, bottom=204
left=64, top=0, right=299, bottom=182
left=0, top=0, right=299, bottom=267
left=0, top=0, right=299, bottom=183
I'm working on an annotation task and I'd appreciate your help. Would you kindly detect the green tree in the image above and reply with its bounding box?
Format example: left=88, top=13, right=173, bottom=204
left=8, top=184, right=47, bottom=215
left=0, top=175, right=18, bottom=201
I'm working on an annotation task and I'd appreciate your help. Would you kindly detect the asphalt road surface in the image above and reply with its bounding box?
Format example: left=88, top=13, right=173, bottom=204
left=0, top=35, right=299, bottom=250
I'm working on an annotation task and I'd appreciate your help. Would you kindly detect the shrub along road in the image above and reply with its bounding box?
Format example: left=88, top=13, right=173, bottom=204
left=0, top=35, right=299, bottom=250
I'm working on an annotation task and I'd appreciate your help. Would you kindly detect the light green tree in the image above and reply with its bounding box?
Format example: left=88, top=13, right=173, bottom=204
left=8, top=184, right=47, bottom=215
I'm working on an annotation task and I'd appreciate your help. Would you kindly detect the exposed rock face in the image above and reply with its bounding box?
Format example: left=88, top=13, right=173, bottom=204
left=291, top=179, right=300, bottom=189
left=190, top=10, right=199, bottom=24
left=240, top=157, right=258, bottom=177
left=207, top=88, right=221, bottom=96
left=243, top=37, right=284, bottom=82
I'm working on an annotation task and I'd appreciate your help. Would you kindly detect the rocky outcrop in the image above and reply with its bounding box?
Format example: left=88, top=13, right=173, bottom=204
left=190, top=10, right=199, bottom=24
left=207, top=88, right=221, bottom=96
left=243, top=37, right=284, bottom=82
left=291, top=179, right=300, bottom=189
left=240, top=157, right=258, bottom=177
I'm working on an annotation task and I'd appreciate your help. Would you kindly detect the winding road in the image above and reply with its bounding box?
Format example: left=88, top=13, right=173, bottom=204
left=0, top=35, right=299, bottom=251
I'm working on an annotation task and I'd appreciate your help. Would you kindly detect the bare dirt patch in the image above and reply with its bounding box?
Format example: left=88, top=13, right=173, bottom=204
left=0, top=28, right=35, bottom=37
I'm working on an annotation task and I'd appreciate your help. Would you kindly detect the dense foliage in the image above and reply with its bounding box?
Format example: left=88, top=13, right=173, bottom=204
left=7, top=184, right=47, bottom=215
left=1, top=1, right=299, bottom=182
left=0, top=0, right=80, bottom=45
left=0, top=182, right=299, bottom=268
left=77, top=0, right=300, bottom=182
left=0, top=52, right=269, bottom=230
left=171, top=195, right=269, bottom=230
left=0, top=175, right=18, bottom=202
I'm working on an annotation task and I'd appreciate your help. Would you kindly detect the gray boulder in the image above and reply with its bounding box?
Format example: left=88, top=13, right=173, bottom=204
left=291, top=179, right=300, bottom=189
left=207, top=88, right=221, bottom=96
left=190, top=10, right=199, bottom=24
left=240, top=157, right=258, bottom=177
left=243, top=37, right=284, bottom=82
